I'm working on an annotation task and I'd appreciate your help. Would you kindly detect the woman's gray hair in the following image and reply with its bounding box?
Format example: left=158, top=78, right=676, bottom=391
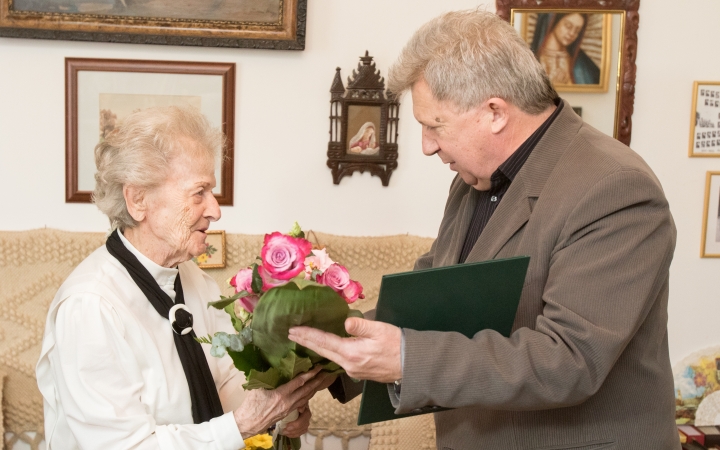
left=388, top=9, right=557, bottom=114
left=93, top=106, right=224, bottom=231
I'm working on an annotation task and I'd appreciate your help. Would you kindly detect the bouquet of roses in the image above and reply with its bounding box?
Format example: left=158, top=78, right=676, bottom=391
left=198, top=223, right=364, bottom=450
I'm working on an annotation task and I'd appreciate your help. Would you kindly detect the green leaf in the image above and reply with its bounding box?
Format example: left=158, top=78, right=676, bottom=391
left=274, top=434, right=301, bottom=450
left=316, top=361, right=343, bottom=373
left=223, top=303, right=245, bottom=332
left=251, top=263, right=263, bottom=295
left=207, top=292, right=243, bottom=310
left=288, top=222, right=305, bottom=239
left=252, top=282, right=356, bottom=369
left=244, top=367, right=281, bottom=390
left=347, top=309, right=364, bottom=321
left=289, top=277, right=323, bottom=290
left=194, top=334, right=213, bottom=345
left=277, top=350, right=313, bottom=380
left=228, top=343, right=268, bottom=377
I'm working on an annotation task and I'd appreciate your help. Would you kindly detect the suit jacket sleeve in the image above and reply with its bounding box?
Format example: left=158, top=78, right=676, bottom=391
left=395, top=168, right=675, bottom=413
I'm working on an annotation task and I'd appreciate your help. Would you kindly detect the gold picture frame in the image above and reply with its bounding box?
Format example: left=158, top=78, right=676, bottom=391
left=193, top=230, right=226, bottom=269
left=517, top=10, right=612, bottom=93
left=688, top=81, right=720, bottom=157
left=0, top=0, right=306, bottom=50
left=701, top=172, right=720, bottom=257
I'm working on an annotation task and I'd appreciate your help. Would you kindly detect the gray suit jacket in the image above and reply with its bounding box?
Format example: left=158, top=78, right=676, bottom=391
left=397, top=102, right=679, bottom=450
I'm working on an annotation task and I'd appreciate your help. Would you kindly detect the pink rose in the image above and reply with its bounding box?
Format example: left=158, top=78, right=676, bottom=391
left=259, top=264, right=288, bottom=291
left=238, top=295, right=259, bottom=313
left=316, top=263, right=351, bottom=292
left=230, top=268, right=254, bottom=294
left=304, top=248, right=335, bottom=279
left=229, top=267, right=260, bottom=312
left=341, top=280, right=364, bottom=304
left=261, top=232, right=313, bottom=281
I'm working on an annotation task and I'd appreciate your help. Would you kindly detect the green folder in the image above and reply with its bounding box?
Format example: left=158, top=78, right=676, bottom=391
left=357, top=255, right=530, bottom=425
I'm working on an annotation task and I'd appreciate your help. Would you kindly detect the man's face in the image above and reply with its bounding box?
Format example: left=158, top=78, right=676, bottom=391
left=411, top=78, right=498, bottom=190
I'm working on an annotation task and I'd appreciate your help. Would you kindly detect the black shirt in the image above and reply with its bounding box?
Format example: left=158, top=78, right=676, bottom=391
left=457, top=100, right=563, bottom=264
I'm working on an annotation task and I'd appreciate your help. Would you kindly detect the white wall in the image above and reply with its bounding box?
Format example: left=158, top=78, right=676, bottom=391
left=1, top=0, right=719, bottom=365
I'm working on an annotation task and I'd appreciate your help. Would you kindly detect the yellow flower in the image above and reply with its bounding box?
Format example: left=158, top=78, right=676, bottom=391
left=196, top=254, right=209, bottom=264
left=244, top=433, right=273, bottom=449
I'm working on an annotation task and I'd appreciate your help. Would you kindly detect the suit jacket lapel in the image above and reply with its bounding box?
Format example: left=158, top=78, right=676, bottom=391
left=463, top=100, right=583, bottom=263
left=465, top=176, right=531, bottom=262
left=440, top=187, right=479, bottom=267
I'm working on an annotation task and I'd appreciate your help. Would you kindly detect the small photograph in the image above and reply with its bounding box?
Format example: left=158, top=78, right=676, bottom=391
left=689, top=81, right=720, bottom=157
left=522, top=11, right=611, bottom=92
left=192, top=230, right=226, bottom=269
left=346, top=105, right=381, bottom=156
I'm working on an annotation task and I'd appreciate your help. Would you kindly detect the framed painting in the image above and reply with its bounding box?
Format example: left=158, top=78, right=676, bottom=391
left=689, top=82, right=720, bottom=157
left=497, top=0, right=641, bottom=147
left=65, top=57, right=235, bottom=205
left=701, top=172, right=720, bottom=258
left=520, top=11, right=612, bottom=93
left=0, top=0, right=306, bottom=49
left=193, top=230, right=226, bottom=269
left=327, top=52, right=400, bottom=186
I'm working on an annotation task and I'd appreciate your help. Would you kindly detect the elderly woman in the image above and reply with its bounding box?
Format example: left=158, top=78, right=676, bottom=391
left=36, top=106, right=326, bottom=449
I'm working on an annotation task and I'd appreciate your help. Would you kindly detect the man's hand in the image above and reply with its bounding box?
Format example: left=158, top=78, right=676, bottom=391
left=288, top=317, right=402, bottom=383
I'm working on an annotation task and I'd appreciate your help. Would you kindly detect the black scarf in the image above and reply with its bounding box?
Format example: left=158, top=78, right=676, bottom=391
left=106, top=229, right=224, bottom=424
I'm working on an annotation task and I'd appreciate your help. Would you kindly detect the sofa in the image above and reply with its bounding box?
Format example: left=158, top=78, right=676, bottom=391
left=0, top=228, right=437, bottom=450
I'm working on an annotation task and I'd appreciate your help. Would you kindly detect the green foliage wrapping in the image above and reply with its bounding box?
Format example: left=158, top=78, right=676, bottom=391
left=232, top=278, right=359, bottom=390
left=252, top=279, right=354, bottom=368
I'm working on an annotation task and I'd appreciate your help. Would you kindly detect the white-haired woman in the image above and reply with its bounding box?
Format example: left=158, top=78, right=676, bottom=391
left=37, top=106, right=328, bottom=449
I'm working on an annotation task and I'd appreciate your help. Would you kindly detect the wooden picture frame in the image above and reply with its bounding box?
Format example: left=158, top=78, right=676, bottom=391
left=520, top=12, right=612, bottom=93
left=689, top=81, right=720, bottom=157
left=701, top=172, right=720, bottom=258
left=497, top=0, right=640, bottom=147
left=65, top=57, right=235, bottom=205
left=0, top=0, right=306, bottom=50
left=193, top=230, right=226, bottom=269
left=327, top=52, right=400, bottom=186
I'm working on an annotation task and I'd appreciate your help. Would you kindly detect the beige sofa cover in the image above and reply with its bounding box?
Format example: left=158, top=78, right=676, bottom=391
left=0, top=229, right=437, bottom=450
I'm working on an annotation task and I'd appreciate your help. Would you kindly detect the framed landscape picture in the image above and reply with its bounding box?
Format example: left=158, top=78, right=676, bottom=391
left=0, top=0, right=306, bottom=49
left=65, top=58, right=235, bottom=205
left=689, top=81, right=720, bottom=157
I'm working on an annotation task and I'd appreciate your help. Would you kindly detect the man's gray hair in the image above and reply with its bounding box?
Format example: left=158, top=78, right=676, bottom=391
left=93, top=106, right=224, bottom=231
left=388, top=9, right=557, bottom=114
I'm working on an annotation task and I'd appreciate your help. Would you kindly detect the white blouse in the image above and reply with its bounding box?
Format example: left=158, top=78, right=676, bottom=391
left=36, top=232, right=247, bottom=450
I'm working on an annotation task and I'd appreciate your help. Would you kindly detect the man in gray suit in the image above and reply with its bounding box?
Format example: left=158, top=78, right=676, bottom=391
left=290, top=10, right=679, bottom=450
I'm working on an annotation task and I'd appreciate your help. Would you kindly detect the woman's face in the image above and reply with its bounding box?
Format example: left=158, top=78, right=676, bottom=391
left=552, top=14, right=585, bottom=47
left=141, top=142, right=220, bottom=264
left=362, top=126, right=375, bottom=140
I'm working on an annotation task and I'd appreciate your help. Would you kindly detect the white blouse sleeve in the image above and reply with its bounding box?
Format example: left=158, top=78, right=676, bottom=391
left=50, top=293, right=245, bottom=450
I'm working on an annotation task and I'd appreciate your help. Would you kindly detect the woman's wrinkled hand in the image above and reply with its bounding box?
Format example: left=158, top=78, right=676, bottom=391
left=281, top=404, right=312, bottom=438
left=233, top=366, right=324, bottom=439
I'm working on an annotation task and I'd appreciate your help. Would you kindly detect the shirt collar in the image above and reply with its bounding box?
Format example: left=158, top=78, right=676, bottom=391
left=118, top=229, right=179, bottom=289
left=495, top=98, right=564, bottom=183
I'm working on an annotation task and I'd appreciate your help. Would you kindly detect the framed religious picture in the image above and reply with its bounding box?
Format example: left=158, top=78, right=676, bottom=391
left=701, top=172, right=720, bottom=257
left=0, top=0, right=306, bottom=49
left=327, top=52, right=400, bottom=186
left=520, top=11, right=612, bottom=93
left=65, top=58, right=235, bottom=205
left=689, top=82, right=720, bottom=157
left=192, top=230, right=226, bottom=269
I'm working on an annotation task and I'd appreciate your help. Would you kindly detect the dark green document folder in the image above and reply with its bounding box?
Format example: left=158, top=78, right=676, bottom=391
left=357, top=255, right=529, bottom=426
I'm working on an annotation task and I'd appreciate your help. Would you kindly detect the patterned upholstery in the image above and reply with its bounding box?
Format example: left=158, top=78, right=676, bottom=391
left=0, top=229, right=437, bottom=450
